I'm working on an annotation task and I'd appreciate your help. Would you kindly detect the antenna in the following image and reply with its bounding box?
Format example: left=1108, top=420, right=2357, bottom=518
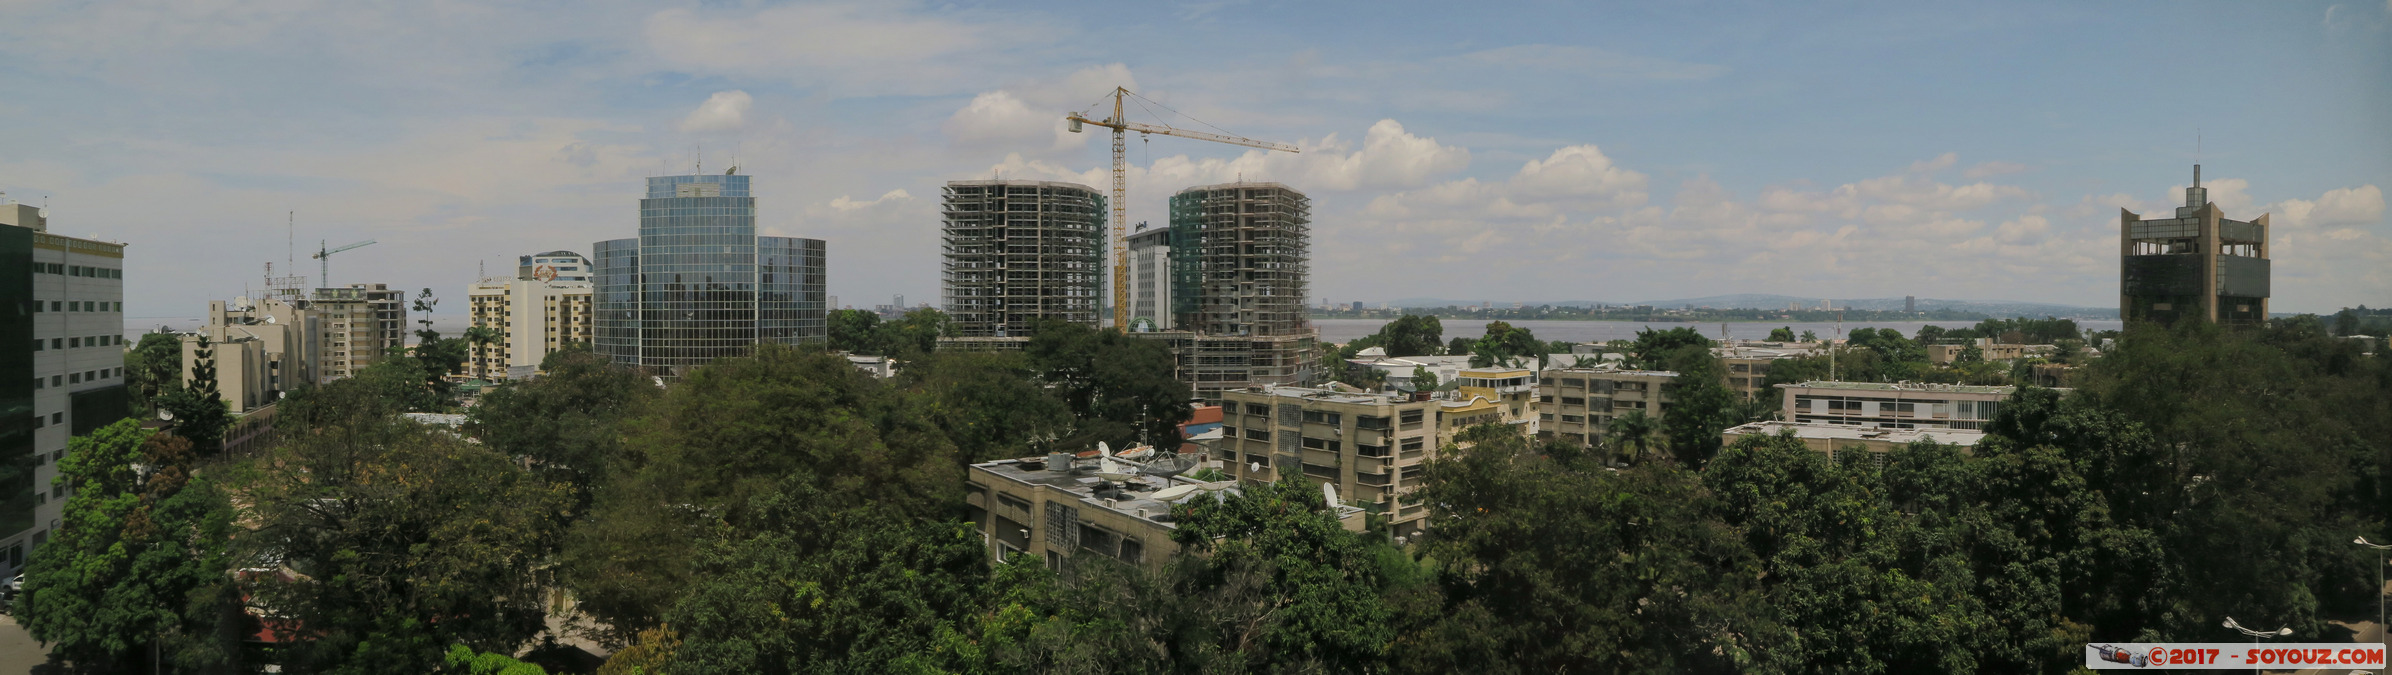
left=695, top=142, right=702, bottom=175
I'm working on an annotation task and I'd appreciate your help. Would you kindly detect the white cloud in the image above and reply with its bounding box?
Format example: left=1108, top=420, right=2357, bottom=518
left=680, top=90, right=753, bottom=133
left=1908, top=152, right=1958, bottom=174
left=829, top=189, right=913, bottom=211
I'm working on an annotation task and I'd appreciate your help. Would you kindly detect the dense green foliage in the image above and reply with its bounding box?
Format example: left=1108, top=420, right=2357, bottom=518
left=1465, top=320, right=1547, bottom=368
left=124, top=330, right=184, bottom=414
left=15, top=421, right=241, bottom=671
left=1024, top=320, right=1194, bottom=449
left=831, top=307, right=955, bottom=357
left=27, top=314, right=2392, bottom=673
left=1341, top=314, right=1445, bottom=358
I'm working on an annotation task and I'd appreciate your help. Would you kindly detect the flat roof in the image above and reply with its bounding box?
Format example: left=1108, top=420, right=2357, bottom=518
left=1725, top=420, right=1986, bottom=447
left=1542, top=366, right=1681, bottom=378
left=1776, top=380, right=2023, bottom=395
left=1248, top=385, right=1412, bottom=406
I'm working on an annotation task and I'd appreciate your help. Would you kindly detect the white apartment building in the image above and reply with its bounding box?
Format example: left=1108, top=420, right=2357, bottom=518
left=3, top=200, right=129, bottom=575
left=1777, top=381, right=2052, bottom=430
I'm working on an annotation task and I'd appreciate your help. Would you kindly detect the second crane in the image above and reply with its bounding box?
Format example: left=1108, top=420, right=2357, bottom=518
left=1067, top=87, right=1297, bottom=329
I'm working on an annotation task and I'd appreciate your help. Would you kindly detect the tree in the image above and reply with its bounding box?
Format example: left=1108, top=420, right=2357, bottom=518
left=896, top=351, right=1073, bottom=462
left=829, top=308, right=883, bottom=353
left=1169, top=476, right=1401, bottom=671
left=1659, top=348, right=1739, bottom=467
left=1025, top=320, right=1193, bottom=449
left=1404, top=426, right=1769, bottom=672
left=124, top=330, right=184, bottom=414
left=16, top=421, right=241, bottom=672
left=1629, top=326, right=1712, bottom=369
left=1467, top=321, right=1545, bottom=368
left=1410, top=365, right=1440, bottom=394
left=1447, top=336, right=1475, bottom=356
left=1767, top=326, right=1796, bottom=342
left=1799, top=329, right=1818, bottom=341
left=469, top=343, right=661, bottom=499
left=443, top=645, right=551, bottom=675
left=662, top=479, right=985, bottom=673
left=1605, top=410, right=1659, bottom=465
left=228, top=388, right=574, bottom=674
left=158, top=335, right=232, bottom=456
left=563, top=345, right=963, bottom=641
left=1347, top=314, right=1445, bottom=358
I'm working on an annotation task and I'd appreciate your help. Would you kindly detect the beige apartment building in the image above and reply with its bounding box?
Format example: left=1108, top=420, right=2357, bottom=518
left=1722, top=420, right=1985, bottom=466
left=467, top=258, right=594, bottom=380
left=964, top=456, right=1366, bottom=571
left=1216, top=386, right=1441, bottom=535
left=1716, top=343, right=1818, bottom=401
left=310, top=284, right=405, bottom=381
left=1777, top=381, right=2047, bottom=430
left=1437, top=367, right=1538, bottom=448
left=1534, top=367, right=1680, bottom=451
left=183, top=296, right=319, bottom=413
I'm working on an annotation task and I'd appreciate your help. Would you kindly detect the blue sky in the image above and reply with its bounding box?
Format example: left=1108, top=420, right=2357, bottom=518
left=1, top=0, right=2385, bottom=317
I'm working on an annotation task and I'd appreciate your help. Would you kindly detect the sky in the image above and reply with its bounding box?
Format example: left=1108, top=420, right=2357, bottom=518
left=1, top=0, right=2386, bottom=318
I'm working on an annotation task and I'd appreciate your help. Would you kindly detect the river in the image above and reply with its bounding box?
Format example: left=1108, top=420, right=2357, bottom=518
left=1307, top=318, right=2125, bottom=344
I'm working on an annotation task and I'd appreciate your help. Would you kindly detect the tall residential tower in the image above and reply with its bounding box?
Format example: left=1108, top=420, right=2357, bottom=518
left=594, top=172, right=827, bottom=378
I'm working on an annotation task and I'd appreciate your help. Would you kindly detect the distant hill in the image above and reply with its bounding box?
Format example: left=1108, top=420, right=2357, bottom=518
left=1376, top=294, right=2112, bottom=319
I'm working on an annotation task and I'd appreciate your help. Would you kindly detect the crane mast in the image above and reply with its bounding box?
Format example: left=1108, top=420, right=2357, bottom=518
left=1066, top=87, right=1297, bottom=329
left=313, top=238, right=378, bottom=288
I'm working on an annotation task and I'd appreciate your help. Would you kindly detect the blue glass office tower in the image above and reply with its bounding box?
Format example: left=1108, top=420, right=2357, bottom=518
left=594, top=173, right=827, bottom=378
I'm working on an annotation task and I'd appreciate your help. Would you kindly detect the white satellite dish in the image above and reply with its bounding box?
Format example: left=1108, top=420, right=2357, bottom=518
left=1322, top=483, right=1340, bottom=509
left=1150, top=485, right=1201, bottom=502
left=1249, top=462, right=1262, bottom=473
left=1095, top=441, right=1111, bottom=456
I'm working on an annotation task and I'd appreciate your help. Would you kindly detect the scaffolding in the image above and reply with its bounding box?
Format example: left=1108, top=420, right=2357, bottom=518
left=941, top=180, right=1105, bottom=337
left=1144, top=182, right=1317, bottom=401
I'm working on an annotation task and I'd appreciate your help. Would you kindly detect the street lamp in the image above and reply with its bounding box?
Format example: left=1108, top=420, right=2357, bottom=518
left=2223, top=617, right=2293, bottom=674
left=2358, top=536, right=2392, bottom=648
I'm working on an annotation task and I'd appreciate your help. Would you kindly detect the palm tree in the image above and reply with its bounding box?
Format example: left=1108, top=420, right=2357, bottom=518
left=1606, top=411, right=1659, bottom=466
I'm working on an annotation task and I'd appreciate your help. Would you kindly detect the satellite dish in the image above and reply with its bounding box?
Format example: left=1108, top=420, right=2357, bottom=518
left=1095, top=441, right=1110, bottom=456
left=264, top=315, right=277, bottom=324
left=1322, top=483, right=1340, bottom=509
left=157, top=409, right=174, bottom=421
left=1150, top=485, right=1201, bottom=501
left=1249, top=461, right=1262, bottom=473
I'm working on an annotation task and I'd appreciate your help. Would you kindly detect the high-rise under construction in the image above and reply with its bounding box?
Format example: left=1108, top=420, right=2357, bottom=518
left=940, top=180, right=1105, bottom=337
left=1143, top=182, right=1316, bottom=400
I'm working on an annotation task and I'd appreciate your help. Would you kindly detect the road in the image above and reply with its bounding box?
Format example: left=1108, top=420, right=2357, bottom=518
left=0, top=614, right=52, bottom=674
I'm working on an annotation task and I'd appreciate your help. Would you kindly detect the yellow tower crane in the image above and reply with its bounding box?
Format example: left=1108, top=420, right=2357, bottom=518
left=1067, top=87, right=1297, bottom=329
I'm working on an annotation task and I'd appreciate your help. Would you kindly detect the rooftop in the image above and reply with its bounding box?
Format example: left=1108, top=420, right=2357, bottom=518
left=1249, top=385, right=1415, bottom=406
left=1541, top=365, right=1682, bottom=378
left=972, top=457, right=1263, bottom=526
left=1777, top=381, right=2024, bottom=395
left=1725, top=420, right=1987, bottom=447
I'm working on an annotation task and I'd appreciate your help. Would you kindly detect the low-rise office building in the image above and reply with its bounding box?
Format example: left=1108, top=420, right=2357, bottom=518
left=1778, top=381, right=2045, bottom=430
left=1923, top=339, right=2055, bottom=365
left=1722, top=420, right=1985, bottom=466
left=1534, top=367, right=1679, bottom=450
left=1216, top=386, right=1441, bottom=534
left=1715, top=343, right=1818, bottom=401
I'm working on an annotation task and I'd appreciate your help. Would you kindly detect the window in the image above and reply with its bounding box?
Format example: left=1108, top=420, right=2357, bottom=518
left=32, top=378, right=42, bottom=390
left=68, top=373, right=79, bottom=384
left=1244, top=403, right=1269, bottom=417
left=1561, top=414, right=1585, bottom=424
left=1301, top=463, right=1337, bottom=479
left=1300, top=436, right=1342, bottom=452
left=1399, top=410, right=1424, bottom=424
left=1561, top=397, right=1585, bottom=406
left=1119, top=538, right=1143, bottom=564
left=1401, top=437, right=1425, bottom=452
left=1356, top=415, right=1390, bottom=430
left=50, top=412, right=62, bottom=424
left=1540, top=413, right=1554, bottom=422
left=67, top=337, right=78, bottom=348
left=49, top=301, right=60, bottom=311
left=1301, top=410, right=1342, bottom=426
left=1245, top=428, right=1270, bottom=441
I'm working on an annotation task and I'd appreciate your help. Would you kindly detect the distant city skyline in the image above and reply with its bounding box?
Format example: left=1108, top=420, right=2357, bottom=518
left=2, top=1, right=2386, bottom=317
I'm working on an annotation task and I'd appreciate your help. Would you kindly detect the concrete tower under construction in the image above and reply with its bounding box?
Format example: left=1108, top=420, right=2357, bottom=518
left=940, top=180, right=1105, bottom=337
left=2120, top=166, right=2271, bottom=325
left=1144, top=182, right=1316, bottom=400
